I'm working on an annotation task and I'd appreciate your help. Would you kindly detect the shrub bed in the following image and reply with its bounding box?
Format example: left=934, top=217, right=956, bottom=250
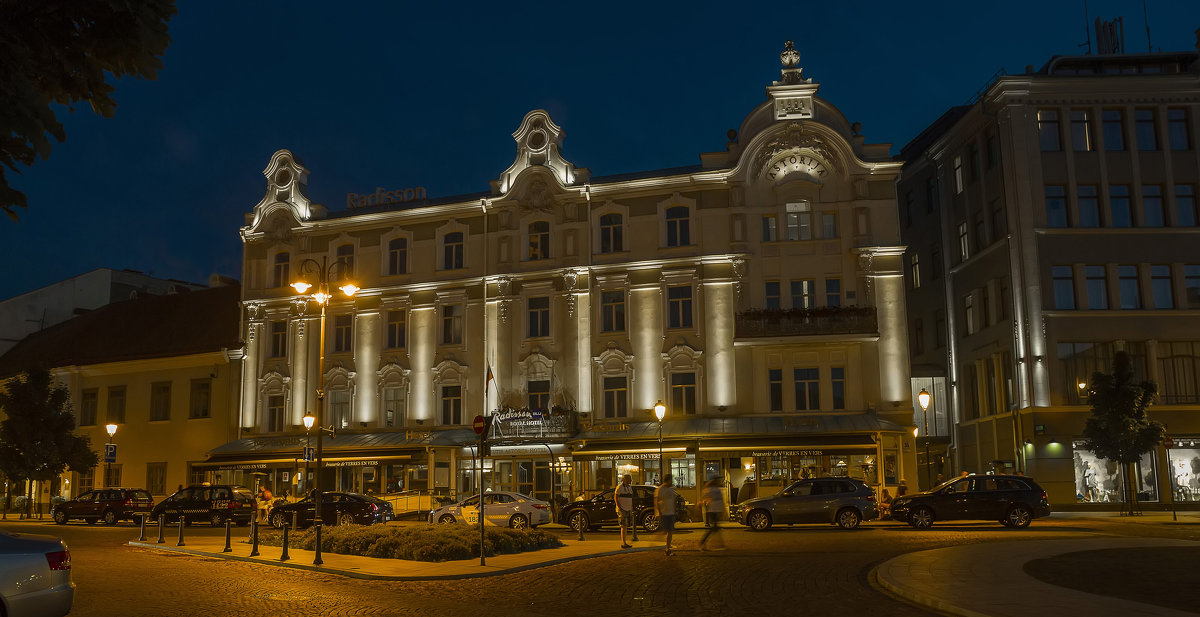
left=253, top=524, right=563, bottom=562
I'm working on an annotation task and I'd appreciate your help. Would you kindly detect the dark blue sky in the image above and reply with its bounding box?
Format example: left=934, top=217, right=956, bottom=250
left=4, top=1, right=1199, bottom=297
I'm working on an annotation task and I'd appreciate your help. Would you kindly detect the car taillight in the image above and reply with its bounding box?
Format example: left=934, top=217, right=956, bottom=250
left=46, top=550, right=71, bottom=571
left=371, top=503, right=379, bottom=512
left=1041, top=491, right=1048, bottom=501
left=532, top=504, right=548, bottom=509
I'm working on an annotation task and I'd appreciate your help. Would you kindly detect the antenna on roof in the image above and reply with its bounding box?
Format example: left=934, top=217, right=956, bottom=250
left=1142, top=0, right=1152, bottom=53
left=1095, top=16, right=1125, bottom=54
left=1080, top=0, right=1092, bottom=54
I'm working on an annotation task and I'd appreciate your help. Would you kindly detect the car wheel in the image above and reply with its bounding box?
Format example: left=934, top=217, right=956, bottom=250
left=438, top=514, right=456, bottom=524
left=568, top=511, right=590, bottom=532
left=640, top=511, right=660, bottom=533
left=53, top=510, right=68, bottom=525
left=509, top=514, right=529, bottom=529
left=1005, top=505, right=1032, bottom=529
left=85, top=517, right=98, bottom=525
left=270, top=511, right=289, bottom=529
left=909, top=506, right=934, bottom=529
left=103, top=509, right=118, bottom=525
left=337, top=512, right=355, bottom=526
left=746, top=509, right=772, bottom=531
left=835, top=508, right=862, bottom=530
left=210, top=513, right=225, bottom=527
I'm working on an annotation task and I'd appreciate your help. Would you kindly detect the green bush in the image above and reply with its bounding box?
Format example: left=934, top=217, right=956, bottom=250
left=254, top=524, right=563, bottom=562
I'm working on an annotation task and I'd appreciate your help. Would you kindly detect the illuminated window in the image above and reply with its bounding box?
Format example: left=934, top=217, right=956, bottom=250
left=527, top=296, right=550, bottom=338
left=333, top=315, right=352, bottom=352
left=602, top=377, right=628, bottom=418
left=442, top=305, right=463, bottom=344
left=266, top=395, right=285, bottom=432
left=785, top=202, right=811, bottom=240
left=1038, top=110, right=1061, bottom=151
left=336, top=244, right=355, bottom=276
left=1135, top=109, right=1158, bottom=151
left=441, top=386, right=462, bottom=425
left=1070, top=110, right=1092, bottom=151
left=272, top=252, right=290, bottom=288
left=386, top=310, right=405, bottom=349
left=528, top=221, right=550, bottom=260
left=764, top=281, right=781, bottom=310
left=1168, top=108, right=1190, bottom=150
left=330, top=390, right=351, bottom=428
left=443, top=232, right=464, bottom=269
left=270, top=321, right=287, bottom=357
left=1052, top=266, right=1075, bottom=309
left=601, top=290, right=625, bottom=332
left=1102, top=110, right=1125, bottom=150
left=388, top=238, right=408, bottom=275
left=528, top=380, right=550, bottom=412
left=670, top=373, right=697, bottom=415
left=667, top=285, right=693, bottom=329
left=793, top=368, right=819, bottom=411
left=665, top=206, right=690, bottom=247
left=599, top=213, right=623, bottom=252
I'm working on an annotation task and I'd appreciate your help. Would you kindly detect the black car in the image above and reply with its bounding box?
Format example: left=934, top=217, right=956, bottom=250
left=267, top=491, right=394, bottom=529
left=149, top=485, right=256, bottom=527
left=559, top=485, right=689, bottom=533
left=890, top=474, right=1051, bottom=529
left=52, top=488, right=154, bottom=526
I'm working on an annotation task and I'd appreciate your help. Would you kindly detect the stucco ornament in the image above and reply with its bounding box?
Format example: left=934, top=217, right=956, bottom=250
left=751, top=123, right=838, bottom=179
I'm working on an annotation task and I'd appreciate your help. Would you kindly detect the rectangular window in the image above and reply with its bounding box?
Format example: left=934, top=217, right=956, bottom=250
left=969, top=143, right=981, bottom=180
left=764, top=281, right=781, bottom=310
left=1102, top=109, right=1125, bottom=150
left=77, top=468, right=94, bottom=493
left=189, top=379, right=211, bottom=419
left=670, top=373, right=697, bottom=415
left=913, top=318, right=925, bottom=355
left=910, top=253, right=921, bottom=289
left=831, top=367, right=845, bottom=410
left=1071, top=110, right=1093, bottom=151
left=1143, top=185, right=1164, bottom=227
left=768, top=369, right=783, bottom=412
left=792, top=368, right=819, bottom=411
left=383, top=386, right=404, bottom=428
left=963, top=294, right=976, bottom=335
left=665, top=208, right=690, bottom=247
left=386, top=310, right=406, bottom=349
left=266, top=394, right=285, bottom=432
left=785, top=201, right=812, bottom=240
left=1157, top=341, right=1200, bottom=404
left=440, top=386, right=462, bottom=425
left=529, top=221, right=551, bottom=258
left=1135, top=109, right=1157, bottom=151
left=1186, top=265, right=1200, bottom=308
left=790, top=280, right=815, bottom=309
left=931, top=244, right=942, bottom=279
left=602, top=376, right=628, bottom=418
left=925, top=177, right=938, bottom=213
left=1118, top=265, right=1141, bottom=309
left=821, top=212, right=838, bottom=238
left=935, top=310, right=946, bottom=347
left=387, top=238, right=408, bottom=275
left=667, top=286, right=693, bottom=328
left=1151, top=265, right=1173, bottom=309
left=1176, top=185, right=1196, bottom=227
left=957, top=222, right=970, bottom=261
left=528, top=380, right=550, bottom=412
left=442, top=305, right=463, bottom=344
left=824, top=278, right=841, bottom=307
left=1110, top=185, right=1132, bottom=227
left=146, top=462, right=166, bottom=496
left=106, top=386, right=126, bottom=424
left=986, top=133, right=998, bottom=168
left=1167, top=108, right=1190, bottom=150
left=990, top=200, right=1006, bottom=238
left=953, top=155, right=964, bottom=193
left=527, top=296, right=550, bottom=338
left=973, top=214, right=986, bottom=249
left=80, top=389, right=98, bottom=426
left=443, top=233, right=464, bottom=269
left=104, top=465, right=121, bottom=489
left=1052, top=266, right=1076, bottom=309
left=1038, top=110, right=1061, bottom=151
left=1078, top=185, right=1100, bottom=227
left=1086, top=265, right=1109, bottom=309
left=599, top=213, right=624, bottom=252
left=761, top=215, right=777, bottom=242
left=980, top=285, right=991, bottom=327
left=270, top=321, right=287, bottom=358
left=1045, top=185, right=1068, bottom=227
left=336, top=244, right=355, bottom=277
left=333, top=314, right=353, bottom=352
left=272, top=253, right=290, bottom=289
left=601, top=291, right=625, bottom=332
left=149, top=382, right=171, bottom=422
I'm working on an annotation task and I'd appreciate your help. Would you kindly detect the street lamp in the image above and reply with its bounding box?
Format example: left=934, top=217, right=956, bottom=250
left=292, top=256, right=357, bottom=566
left=105, top=423, right=118, bottom=488
left=302, top=412, right=315, bottom=495
left=917, top=388, right=932, bottom=490
left=653, top=400, right=666, bottom=483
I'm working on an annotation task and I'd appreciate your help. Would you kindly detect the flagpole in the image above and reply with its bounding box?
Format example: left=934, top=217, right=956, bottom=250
left=480, top=198, right=488, bottom=567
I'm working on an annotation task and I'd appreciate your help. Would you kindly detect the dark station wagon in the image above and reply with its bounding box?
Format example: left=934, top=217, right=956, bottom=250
left=890, top=474, right=1052, bottom=529
left=52, top=488, right=154, bottom=525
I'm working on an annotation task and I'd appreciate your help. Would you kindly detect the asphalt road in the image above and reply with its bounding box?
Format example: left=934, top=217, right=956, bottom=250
left=4, top=515, right=1198, bottom=617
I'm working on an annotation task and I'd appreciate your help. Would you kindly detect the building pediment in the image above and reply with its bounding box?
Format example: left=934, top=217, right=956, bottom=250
left=493, top=110, right=588, bottom=196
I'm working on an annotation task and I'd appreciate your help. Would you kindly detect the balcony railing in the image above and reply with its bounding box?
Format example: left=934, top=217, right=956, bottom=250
left=735, top=306, right=878, bottom=338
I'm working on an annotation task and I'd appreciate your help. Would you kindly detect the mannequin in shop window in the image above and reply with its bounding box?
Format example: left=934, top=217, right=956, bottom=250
left=1083, top=462, right=1098, bottom=502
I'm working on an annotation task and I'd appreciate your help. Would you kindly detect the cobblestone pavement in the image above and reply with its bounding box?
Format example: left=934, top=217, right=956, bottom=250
left=4, top=515, right=1196, bottom=617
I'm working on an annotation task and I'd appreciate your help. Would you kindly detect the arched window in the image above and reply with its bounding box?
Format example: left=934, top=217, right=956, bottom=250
left=665, top=206, right=690, bottom=246
left=388, top=237, right=408, bottom=275
left=336, top=244, right=355, bottom=277
left=443, top=232, right=464, bottom=270
left=528, top=221, right=550, bottom=260
left=599, top=213, right=623, bottom=253
left=271, top=252, right=290, bottom=288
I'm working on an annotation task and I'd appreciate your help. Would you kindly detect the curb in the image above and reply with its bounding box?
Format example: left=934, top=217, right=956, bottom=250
left=869, top=563, right=992, bottom=617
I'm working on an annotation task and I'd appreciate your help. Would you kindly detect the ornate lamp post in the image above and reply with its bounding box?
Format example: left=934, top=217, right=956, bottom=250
left=302, top=412, right=315, bottom=495
left=917, top=388, right=932, bottom=490
left=105, top=423, right=118, bottom=488
left=653, top=400, right=666, bottom=483
left=292, top=256, right=357, bottom=566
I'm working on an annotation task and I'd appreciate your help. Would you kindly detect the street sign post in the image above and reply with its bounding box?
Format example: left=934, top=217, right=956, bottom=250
left=303, top=447, right=315, bottom=462
left=472, top=415, right=486, bottom=435
left=104, top=444, right=117, bottom=463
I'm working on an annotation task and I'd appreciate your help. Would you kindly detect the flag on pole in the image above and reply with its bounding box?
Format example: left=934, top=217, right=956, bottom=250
left=485, top=364, right=495, bottom=396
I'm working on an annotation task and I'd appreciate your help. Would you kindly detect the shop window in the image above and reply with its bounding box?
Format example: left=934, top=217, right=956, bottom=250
left=670, top=373, right=696, bottom=415
left=793, top=368, right=819, bottom=411
left=764, top=281, right=781, bottom=310
left=336, top=244, right=355, bottom=277
left=1045, top=185, right=1068, bottom=228
left=670, top=457, right=696, bottom=489
left=599, top=213, right=624, bottom=253
left=330, top=390, right=351, bottom=428
left=528, top=380, right=550, bottom=413
left=601, top=290, right=625, bottom=332
left=602, top=376, right=628, bottom=418
left=1073, top=445, right=1157, bottom=503
left=149, top=381, right=171, bottom=422
left=106, top=386, right=126, bottom=423
left=528, top=221, right=550, bottom=260
left=266, top=395, right=285, bottom=432
left=1038, top=110, right=1061, bottom=151
left=667, top=285, right=693, bottom=329
left=383, top=386, right=405, bottom=428
left=440, top=386, right=462, bottom=425
left=388, top=238, right=408, bottom=275
left=527, top=297, right=550, bottom=338
left=80, top=388, right=98, bottom=426
left=386, top=310, right=406, bottom=349
left=442, top=304, right=463, bottom=344
left=1102, top=109, right=1125, bottom=150
left=665, top=206, right=690, bottom=247
left=831, top=367, right=845, bottom=410
left=1167, top=442, right=1200, bottom=502
left=270, top=321, right=287, bottom=357
left=272, top=252, right=290, bottom=288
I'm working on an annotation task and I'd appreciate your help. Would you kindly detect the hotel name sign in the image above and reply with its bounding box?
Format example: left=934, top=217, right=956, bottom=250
left=347, top=186, right=427, bottom=209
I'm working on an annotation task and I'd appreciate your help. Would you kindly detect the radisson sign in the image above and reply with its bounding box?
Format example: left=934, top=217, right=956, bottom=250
left=347, top=186, right=427, bottom=209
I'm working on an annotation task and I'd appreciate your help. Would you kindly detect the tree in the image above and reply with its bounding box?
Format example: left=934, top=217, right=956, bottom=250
left=0, top=369, right=99, bottom=518
left=0, top=0, right=177, bottom=221
left=1079, top=351, right=1165, bottom=516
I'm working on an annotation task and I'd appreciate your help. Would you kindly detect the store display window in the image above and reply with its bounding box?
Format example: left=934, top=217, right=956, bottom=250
left=1166, top=440, right=1200, bottom=502
left=1072, top=443, right=1158, bottom=503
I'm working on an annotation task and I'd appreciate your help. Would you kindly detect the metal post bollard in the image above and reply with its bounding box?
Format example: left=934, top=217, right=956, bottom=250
left=249, top=521, right=260, bottom=557
left=280, top=520, right=290, bottom=561
left=631, top=516, right=639, bottom=542
left=578, top=521, right=585, bottom=541
left=313, top=522, right=323, bottom=566
left=156, top=514, right=165, bottom=544
left=292, top=511, right=298, bottom=530
left=137, top=514, right=147, bottom=542
left=223, top=519, right=232, bottom=553
left=176, top=517, right=186, bottom=547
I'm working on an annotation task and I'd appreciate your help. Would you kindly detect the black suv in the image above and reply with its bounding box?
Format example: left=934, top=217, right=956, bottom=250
left=52, top=488, right=154, bottom=525
left=890, top=474, right=1052, bottom=529
left=149, top=485, right=257, bottom=526
left=558, top=485, right=689, bottom=533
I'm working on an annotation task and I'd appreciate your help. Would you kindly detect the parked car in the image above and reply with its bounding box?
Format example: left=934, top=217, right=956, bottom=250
left=51, top=488, right=154, bottom=526
left=889, top=474, right=1051, bottom=529
left=733, top=477, right=879, bottom=530
left=268, top=491, right=394, bottom=528
left=559, top=485, right=690, bottom=533
left=430, top=491, right=551, bottom=529
left=0, top=529, right=74, bottom=617
left=149, top=485, right=257, bottom=526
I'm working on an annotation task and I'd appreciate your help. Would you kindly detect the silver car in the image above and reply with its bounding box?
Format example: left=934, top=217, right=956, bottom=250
left=734, top=477, right=879, bottom=530
left=0, top=529, right=74, bottom=617
left=429, top=491, right=551, bottom=529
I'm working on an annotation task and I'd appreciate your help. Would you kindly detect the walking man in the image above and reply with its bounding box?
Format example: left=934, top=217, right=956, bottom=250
left=699, top=478, right=725, bottom=551
left=615, top=474, right=635, bottom=549
left=654, top=474, right=679, bottom=556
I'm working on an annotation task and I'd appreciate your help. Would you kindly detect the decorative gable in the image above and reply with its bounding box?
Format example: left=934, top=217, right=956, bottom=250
left=247, top=149, right=327, bottom=232
left=494, top=110, right=584, bottom=195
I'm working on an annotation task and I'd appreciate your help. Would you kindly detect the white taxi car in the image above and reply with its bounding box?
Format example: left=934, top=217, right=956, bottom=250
left=429, top=491, right=551, bottom=529
left=0, top=529, right=74, bottom=617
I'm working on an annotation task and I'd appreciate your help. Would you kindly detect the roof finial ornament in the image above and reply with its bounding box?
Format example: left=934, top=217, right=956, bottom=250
left=780, top=40, right=800, bottom=68
left=776, top=40, right=810, bottom=85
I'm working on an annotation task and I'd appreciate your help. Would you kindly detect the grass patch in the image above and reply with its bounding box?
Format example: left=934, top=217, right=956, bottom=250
left=253, top=524, right=564, bottom=562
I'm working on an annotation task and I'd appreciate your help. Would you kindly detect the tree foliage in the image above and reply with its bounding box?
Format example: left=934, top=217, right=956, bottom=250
left=0, top=0, right=176, bottom=221
left=0, top=369, right=99, bottom=492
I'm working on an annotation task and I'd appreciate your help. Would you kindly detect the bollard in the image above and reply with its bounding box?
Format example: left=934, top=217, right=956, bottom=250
left=156, top=514, right=166, bottom=544
left=223, top=519, right=232, bottom=553
left=631, top=516, right=639, bottom=542
left=280, top=520, right=290, bottom=561
left=176, top=517, right=186, bottom=547
left=137, top=514, right=147, bottom=542
left=313, top=522, right=323, bottom=566
left=249, top=521, right=260, bottom=557
left=292, top=511, right=298, bottom=530
left=578, top=520, right=585, bottom=542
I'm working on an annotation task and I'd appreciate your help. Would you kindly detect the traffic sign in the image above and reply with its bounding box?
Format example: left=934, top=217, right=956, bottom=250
left=472, top=415, right=486, bottom=435
left=104, top=444, right=117, bottom=463
left=1163, top=437, right=1175, bottom=449
left=303, top=447, right=315, bottom=462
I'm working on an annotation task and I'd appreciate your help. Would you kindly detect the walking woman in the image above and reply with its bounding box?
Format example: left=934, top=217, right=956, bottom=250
left=699, top=478, right=726, bottom=551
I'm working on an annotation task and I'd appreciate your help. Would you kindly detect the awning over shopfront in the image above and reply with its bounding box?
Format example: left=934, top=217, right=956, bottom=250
left=199, top=428, right=480, bottom=468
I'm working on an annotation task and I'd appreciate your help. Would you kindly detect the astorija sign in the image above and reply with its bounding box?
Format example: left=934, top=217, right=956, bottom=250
left=347, top=186, right=427, bottom=209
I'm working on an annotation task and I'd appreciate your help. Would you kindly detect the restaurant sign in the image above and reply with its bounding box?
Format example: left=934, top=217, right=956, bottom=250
left=324, top=460, right=378, bottom=468
left=752, top=450, right=825, bottom=457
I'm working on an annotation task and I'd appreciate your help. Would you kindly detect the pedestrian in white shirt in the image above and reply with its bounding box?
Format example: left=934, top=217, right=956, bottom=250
left=654, top=474, right=679, bottom=556
left=699, top=478, right=726, bottom=551
left=615, top=474, right=635, bottom=549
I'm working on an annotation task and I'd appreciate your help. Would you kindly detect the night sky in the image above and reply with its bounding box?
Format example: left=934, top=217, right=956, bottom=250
left=4, top=1, right=1199, bottom=298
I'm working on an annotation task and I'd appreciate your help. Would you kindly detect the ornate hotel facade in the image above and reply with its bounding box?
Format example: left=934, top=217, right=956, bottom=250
left=218, top=43, right=917, bottom=510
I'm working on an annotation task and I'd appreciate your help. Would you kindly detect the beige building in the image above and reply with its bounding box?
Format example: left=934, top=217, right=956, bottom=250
left=899, top=39, right=1200, bottom=507
left=225, top=41, right=917, bottom=513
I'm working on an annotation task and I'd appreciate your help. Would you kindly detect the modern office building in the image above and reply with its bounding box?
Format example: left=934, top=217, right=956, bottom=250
left=898, top=36, right=1200, bottom=507
left=223, top=41, right=918, bottom=511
